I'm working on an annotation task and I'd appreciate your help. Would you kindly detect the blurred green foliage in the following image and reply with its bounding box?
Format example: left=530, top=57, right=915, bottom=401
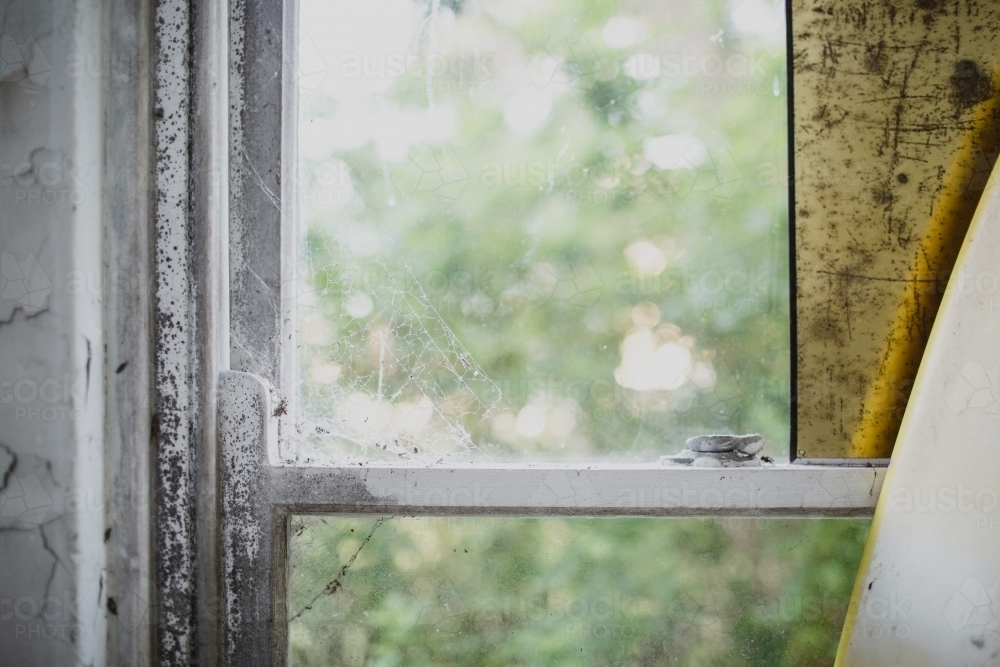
left=288, top=517, right=869, bottom=666
left=296, top=0, right=790, bottom=463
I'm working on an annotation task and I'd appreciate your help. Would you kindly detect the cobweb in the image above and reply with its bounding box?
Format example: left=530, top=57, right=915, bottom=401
left=292, top=228, right=514, bottom=466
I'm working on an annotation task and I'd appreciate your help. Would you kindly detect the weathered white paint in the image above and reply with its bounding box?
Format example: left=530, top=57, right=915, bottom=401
left=103, top=0, right=154, bottom=662
left=0, top=0, right=107, bottom=664
left=152, top=0, right=233, bottom=663
left=268, top=463, right=886, bottom=516
left=228, top=0, right=285, bottom=388
left=838, top=160, right=1000, bottom=665
left=220, top=371, right=284, bottom=667
left=153, top=0, right=196, bottom=662
left=189, top=0, right=231, bottom=663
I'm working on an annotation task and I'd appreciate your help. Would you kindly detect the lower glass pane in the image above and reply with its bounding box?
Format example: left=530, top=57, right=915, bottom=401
left=288, top=516, right=868, bottom=666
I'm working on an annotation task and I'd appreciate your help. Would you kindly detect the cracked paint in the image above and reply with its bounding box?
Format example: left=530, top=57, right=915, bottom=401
left=0, top=0, right=107, bottom=662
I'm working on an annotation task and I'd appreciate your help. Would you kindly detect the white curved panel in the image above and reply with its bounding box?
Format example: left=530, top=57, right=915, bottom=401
left=839, top=166, right=1000, bottom=665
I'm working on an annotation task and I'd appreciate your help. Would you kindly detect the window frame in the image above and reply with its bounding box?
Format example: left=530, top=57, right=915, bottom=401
left=219, top=371, right=887, bottom=666
left=221, top=0, right=888, bottom=664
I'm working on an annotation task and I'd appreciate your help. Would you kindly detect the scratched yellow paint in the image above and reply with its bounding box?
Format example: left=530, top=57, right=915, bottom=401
left=792, top=0, right=1000, bottom=458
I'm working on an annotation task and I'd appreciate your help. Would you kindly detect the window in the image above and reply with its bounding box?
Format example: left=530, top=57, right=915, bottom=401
left=218, top=0, right=1000, bottom=663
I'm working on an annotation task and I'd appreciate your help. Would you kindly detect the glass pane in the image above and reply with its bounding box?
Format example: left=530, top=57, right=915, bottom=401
left=294, top=0, right=789, bottom=464
left=288, top=516, right=869, bottom=666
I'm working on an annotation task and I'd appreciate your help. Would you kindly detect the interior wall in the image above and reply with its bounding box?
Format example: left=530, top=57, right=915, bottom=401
left=0, top=0, right=150, bottom=664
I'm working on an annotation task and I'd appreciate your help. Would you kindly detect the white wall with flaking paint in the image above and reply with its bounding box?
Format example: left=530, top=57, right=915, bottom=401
left=0, top=0, right=107, bottom=664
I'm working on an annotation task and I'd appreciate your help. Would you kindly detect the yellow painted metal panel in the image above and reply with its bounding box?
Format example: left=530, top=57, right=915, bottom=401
left=792, top=0, right=1000, bottom=458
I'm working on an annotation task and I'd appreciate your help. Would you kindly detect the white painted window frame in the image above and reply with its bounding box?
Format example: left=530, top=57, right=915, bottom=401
left=219, top=1, right=888, bottom=665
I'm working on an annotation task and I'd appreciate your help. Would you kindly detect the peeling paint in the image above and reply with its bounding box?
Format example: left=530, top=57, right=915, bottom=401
left=0, top=0, right=107, bottom=663
left=220, top=371, right=277, bottom=666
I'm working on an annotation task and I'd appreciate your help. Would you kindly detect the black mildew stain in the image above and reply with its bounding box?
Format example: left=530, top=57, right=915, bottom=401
left=872, top=185, right=893, bottom=205
left=272, top=397, right=288, bottom=418
left=950, top=60, right=995, bottom=110
left=810, top=313, right=844, bottom=345
left=864, top=41, right=887, bottom=74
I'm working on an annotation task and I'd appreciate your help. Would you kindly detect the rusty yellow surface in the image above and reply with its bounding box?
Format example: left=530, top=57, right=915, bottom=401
left=792, top=0, right=1000, bottom=458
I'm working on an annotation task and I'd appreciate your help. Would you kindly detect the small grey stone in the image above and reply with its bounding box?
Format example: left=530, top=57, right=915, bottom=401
left=686, top=433, right=764, bottom=453
left=737, top=437, right=764, bottom=455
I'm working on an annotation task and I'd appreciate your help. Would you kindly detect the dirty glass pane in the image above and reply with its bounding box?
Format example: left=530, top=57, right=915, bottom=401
left=293, top=0, right=789, bottom=464
left=288, top=517, right=869, bottom=666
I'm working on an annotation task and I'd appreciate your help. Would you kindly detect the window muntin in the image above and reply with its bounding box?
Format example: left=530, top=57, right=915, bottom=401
left=292, top=0, right=790, bottom=466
